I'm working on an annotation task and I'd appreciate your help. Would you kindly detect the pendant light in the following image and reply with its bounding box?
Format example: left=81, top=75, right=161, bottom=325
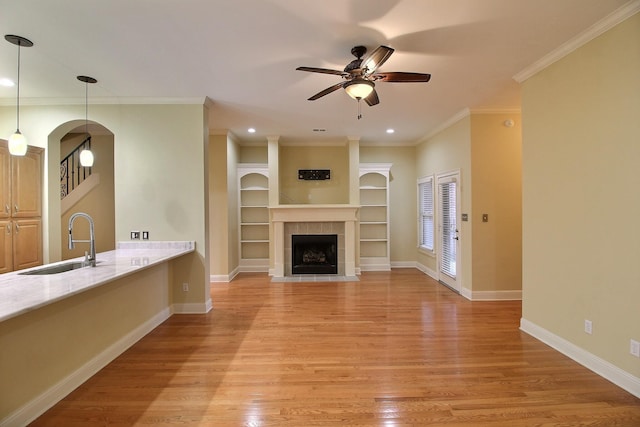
left=4, top=35, right=33, bottom=156
left=77, top=75, right=97, bottom=167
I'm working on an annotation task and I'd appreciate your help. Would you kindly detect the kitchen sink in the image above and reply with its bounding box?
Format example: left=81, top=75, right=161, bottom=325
left=19, top=261, right=97, bottom=275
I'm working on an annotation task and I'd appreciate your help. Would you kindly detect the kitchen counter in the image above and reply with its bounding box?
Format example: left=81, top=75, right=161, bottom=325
left=0, top=241, right=194, bottom=323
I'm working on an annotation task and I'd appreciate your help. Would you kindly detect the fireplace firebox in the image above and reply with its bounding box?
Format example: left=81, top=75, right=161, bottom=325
left=292, top=234, right=338, bottom=275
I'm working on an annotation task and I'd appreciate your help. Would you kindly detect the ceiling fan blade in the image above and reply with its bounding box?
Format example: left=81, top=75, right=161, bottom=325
left=361, top=45, right=394, bottom=75
left=374, top=72, right=431, bottom=82
left=296, top=66, right=347, bottom=76
left=364, top=89, right=379, bottom=106
left=308, top=82, right=345, bottom=100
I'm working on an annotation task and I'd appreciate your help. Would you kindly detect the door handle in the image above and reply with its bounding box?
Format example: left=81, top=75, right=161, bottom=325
left=14, top=223, right=19, bottom=233
left=6, top=224, right=10, bottom=234
left=4, top=204, right=9, bottom=214
left=14, top=204, right=19, bottom=213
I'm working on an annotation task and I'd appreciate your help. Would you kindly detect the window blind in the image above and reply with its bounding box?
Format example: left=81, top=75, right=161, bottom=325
left=418, top=177, right=433, bottom=251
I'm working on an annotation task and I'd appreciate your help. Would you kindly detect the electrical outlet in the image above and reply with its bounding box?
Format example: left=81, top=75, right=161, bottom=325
left=182, top=283, right=189, bottom=292
left=130, top=231, right=140, bottom=240
left=142, top=231, right=149, bottom=240
left=631, top=339, right=640, bottom=357
left=584, top=319, right=593, bottom=335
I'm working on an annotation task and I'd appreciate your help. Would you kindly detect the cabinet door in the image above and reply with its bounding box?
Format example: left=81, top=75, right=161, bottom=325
left=0, top=144, right=10, bottom=219
left=12, top=219, right=43, bottom=271
left=11, top=146, right=43, bottom=218
left=0, top=219, right=12, bottom=274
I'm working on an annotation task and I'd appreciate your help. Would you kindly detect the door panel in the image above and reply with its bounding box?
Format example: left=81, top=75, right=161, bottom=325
left=11, top=147, right=43, bottom=218
left=13, top=219, right=43, bottom=271
left=437, top=173, right=460, bottom=293
left=0, top=220, right=12, bottom=274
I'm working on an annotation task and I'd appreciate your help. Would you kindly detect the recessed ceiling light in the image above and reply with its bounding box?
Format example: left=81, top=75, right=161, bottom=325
left=248, top=128, right=256, bottom=133
left=0, top=78, right=15, bottom=87
left=313, top=128, right=326, bottom=132
left=386, top=128, right=395, bottom=134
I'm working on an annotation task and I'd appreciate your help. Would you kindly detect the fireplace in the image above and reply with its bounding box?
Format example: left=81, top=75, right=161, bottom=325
left=269, top=205, right=358, bottom=278
left=292, top=234, right=338, bottom=275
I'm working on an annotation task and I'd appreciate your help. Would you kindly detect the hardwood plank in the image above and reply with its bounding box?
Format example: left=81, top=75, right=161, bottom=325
left=31, top=270, right=640, bottom=426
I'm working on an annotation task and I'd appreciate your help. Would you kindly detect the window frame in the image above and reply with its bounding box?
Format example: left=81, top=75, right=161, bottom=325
left=417, top=175, right=434, bottom=253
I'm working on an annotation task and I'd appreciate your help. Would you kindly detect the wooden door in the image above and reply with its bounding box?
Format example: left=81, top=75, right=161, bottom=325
left=0, top=219, right=12, bottom=274
left=0, top=143, right=10, bottom=219
left=12, top=219, right=43, bottom=271
left=11, top=146, right=43, bottom=218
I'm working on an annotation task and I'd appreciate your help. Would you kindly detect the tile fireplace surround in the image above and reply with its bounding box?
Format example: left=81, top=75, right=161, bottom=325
left=269, top=205, right=359, bottom=279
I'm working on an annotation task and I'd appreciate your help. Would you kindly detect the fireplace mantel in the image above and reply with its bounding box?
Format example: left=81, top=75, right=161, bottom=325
left=269, top=205, right=359, bottom=278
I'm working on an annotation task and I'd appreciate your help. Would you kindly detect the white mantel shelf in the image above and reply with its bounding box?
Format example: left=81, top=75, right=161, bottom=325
left=269, top=205, right=359, bottom=278
left=269, top=204, right=359, bottom=221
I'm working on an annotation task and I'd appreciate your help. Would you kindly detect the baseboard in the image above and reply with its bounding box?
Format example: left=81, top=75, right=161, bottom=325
left=390, top=261, right=416, bottom=269
left=416, top=262, right=438, bottom=280
left=360, top=264, right=391, bottom=271
left=520, top=318, right=640, bottom=398
left=172, top=302, right=211, bottom=314
left=468, top=289, right=522, bottom=301
left=360, top=257, right=391, bottom=272
left=1, top=307, right=172, bottom=427
left=210, top=267, right=239, bottom=283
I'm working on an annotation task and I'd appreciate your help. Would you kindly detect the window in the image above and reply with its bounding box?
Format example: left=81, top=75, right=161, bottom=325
left=418, top=176, right=434, bottom=251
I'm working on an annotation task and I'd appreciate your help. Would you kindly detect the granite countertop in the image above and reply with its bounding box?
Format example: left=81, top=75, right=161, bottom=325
left=0, top=241, right=195, bottom=323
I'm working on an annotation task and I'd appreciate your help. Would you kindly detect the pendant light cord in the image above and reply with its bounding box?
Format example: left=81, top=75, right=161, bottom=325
left=85, top=81, right=89, bottom=137
left=15, top=42, right=21, bottom=131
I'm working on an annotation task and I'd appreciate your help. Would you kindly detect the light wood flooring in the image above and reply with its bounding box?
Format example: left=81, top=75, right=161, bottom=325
left=32, top=270, right=640, bottom=426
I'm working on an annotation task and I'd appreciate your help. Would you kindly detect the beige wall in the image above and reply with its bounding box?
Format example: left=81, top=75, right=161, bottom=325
left=60, top=133, right=116, bottom=259
left=470, top=113, right=522, bottom=292
left=279, top=145, right=349, bottom=204
left=0, top=102, right=210, bottom=309
left=521, top=14, right=640, bottom=376
left=226, top=135, right=239, bottom=272
left=209, top=133, right=230, bottom=277
left=239, top=145, right=268, bottom=163
left=360, top=146, right=417, bottom=263
left=415, top=116, right=472, bottom=285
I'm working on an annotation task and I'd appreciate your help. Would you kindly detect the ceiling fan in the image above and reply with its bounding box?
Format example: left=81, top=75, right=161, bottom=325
left=296, top=45, right=431, bottom=109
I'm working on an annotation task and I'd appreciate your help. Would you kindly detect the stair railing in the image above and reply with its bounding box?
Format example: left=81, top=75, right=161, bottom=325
left=60, top=136, right=92, bottom=199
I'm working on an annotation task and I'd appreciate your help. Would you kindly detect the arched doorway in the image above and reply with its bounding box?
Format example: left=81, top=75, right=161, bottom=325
left=47, top=120, right=115, bottom=262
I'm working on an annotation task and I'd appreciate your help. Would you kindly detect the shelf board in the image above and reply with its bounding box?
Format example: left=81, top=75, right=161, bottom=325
left=241, top=205, right=268, bottom=209
left=360, top=221, right=386, bottom=225
left=240, top=222, right=269, bottom=226
left=241, top=187, right=268, bottom=191
left=241, top=240, right=270, bottom=243
left=360, top=204, right=387, bottom=208
left=359, top=186, right=387, bottom=190
left=360, top=238, right=388, bottom=242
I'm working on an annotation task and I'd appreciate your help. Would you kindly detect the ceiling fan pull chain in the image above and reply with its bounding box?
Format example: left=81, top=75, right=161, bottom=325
left=357, top=99, right=363, bottom=120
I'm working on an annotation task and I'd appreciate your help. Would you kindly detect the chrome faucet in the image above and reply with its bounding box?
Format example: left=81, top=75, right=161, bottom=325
left=68, top=212, right=96, bottom=267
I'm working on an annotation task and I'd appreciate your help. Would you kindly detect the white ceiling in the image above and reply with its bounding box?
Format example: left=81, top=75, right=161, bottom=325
left=0, top=0, right=632, bottom=145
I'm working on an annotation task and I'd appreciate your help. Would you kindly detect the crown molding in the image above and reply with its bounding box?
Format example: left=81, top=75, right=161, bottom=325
left=470, top=108, right=521, bottom=115
left=418, top=108, right=470, bottom=144
left=0, top=96, right=209, bottom=106
left=514, top=0, right=640, bottom=83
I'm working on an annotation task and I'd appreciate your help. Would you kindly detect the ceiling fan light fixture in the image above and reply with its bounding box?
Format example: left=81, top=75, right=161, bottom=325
left=344, top=79, right=374, bottom=100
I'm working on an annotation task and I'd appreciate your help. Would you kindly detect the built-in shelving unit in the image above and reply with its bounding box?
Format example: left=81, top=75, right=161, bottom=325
left=238, top=164, right=269, bottom=272
left=359, top=164, right=391, bottom=271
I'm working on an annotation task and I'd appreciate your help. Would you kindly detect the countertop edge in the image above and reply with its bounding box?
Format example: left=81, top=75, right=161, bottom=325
left=0, top=241, right=195, bottom=323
